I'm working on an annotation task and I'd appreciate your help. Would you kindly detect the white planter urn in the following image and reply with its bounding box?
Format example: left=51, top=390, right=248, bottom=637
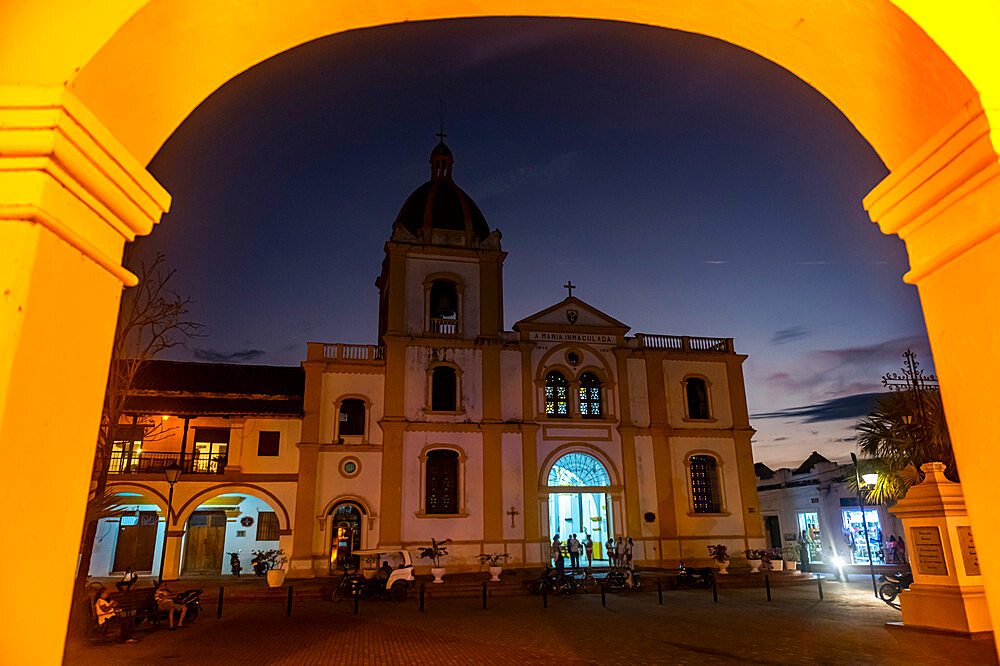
left=266, top=569, right=286, bottom=588
left=717, top=559, right=730, bottom=575
left=431, top=567, right=445, bottom=584
left=784, top=560, right=799, bottom=574
left=489, top=566, right=502, bottom=582
left=770, top=559, right=784, bottom=572
left=748, top=559, right=763, bottom=573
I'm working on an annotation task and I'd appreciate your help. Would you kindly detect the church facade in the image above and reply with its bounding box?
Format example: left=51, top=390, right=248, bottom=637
left=90, top=141, right=763, bottom=579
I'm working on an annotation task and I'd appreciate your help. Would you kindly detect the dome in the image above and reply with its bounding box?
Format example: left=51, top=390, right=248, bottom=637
left=394, top=140, right=491, bottom=244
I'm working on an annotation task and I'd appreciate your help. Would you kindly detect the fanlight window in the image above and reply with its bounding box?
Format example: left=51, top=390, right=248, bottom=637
left=579, top=372, right=602, bottom=418
left=689, top=454, right=721, bottom=513
left=544, top=371, right=569, bottom=417
left=548, top=452, right=610, bottom=487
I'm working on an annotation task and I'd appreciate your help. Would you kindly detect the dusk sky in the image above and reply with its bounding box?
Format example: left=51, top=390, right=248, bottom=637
left=135, top=18, right=932, bottom=470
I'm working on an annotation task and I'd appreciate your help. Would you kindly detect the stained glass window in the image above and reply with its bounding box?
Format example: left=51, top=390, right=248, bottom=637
left=426, top=449, right=459, bottom=514
left=579, top=372, right=602, bottom=418
left=544, top=371, right=569, bottom=417
left=548, top=452, right=610, bottom=487
left=690, top=455, right=721, bottom=513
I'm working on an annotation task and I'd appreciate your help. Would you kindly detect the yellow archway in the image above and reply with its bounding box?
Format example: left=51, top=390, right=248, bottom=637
left=2, top=3, right=1000, bottom=662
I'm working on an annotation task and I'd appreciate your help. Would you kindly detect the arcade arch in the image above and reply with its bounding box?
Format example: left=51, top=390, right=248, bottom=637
left=4, top=4, right=1000, bottom=661
left=542, top=449, right=620, bottom=563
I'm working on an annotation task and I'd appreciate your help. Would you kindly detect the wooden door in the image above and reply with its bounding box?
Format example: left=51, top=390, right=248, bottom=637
left=112, top=511, right=158, bottom=572
left=183, top=511, right=227, bottom=573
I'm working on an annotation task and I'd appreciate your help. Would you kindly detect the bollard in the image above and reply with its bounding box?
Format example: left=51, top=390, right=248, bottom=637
left=712, top=575, right=718, bottom=603
left=353, top=587, right=359, bottom=615
left=482, top=582, right=488, bottom=610
left=419, top=583, right=425, bottom=612
left=817, top=575, right=824, bottom=601
left=600, top=584, right=606, bottom=608
left=217, top=586, right=224, bottom=618
left=657, top=579, right=663, bottom=605
left=287, top=586, right=293, bottom=617
left=765, top=574, right=771, bottom=602
left=542, top=584, right=548, bottom=609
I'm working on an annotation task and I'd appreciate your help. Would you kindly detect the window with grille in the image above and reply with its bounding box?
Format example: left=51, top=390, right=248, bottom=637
left=425, top=449, right=459, bottom=514
left=689, top=455, right=721, bottom=513
left=339, top=399, right=366, bottom=436
left=431, top=366, right=457, bottom=411
left=256, top=511, right=279, bottom=541
left=579, top=372, right=602, bottom=418
left=685, top=378, right=710, bottom=419
left=545, top=371, right=569, bottom=417
left=257, top=431, right=279, bottom=456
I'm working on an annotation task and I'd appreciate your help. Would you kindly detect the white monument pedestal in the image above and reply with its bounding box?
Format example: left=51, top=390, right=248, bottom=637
left=889, top=462, right=992, bottom=638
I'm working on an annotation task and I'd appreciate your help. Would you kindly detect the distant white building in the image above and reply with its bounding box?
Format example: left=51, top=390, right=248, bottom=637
left=90, top=140, right=766, bottom=580
left=755, top=452, right=906, bottom=568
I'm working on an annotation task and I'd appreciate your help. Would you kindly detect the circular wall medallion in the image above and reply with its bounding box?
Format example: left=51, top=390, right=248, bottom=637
left=566, top=350, right=581, bottom=366
left=339, top=456, right=361, bottom=479
left=240, top=516, right=254, bottom=527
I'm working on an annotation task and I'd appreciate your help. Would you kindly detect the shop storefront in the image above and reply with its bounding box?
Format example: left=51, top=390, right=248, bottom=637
left=841, top=505, right=884, bottom=565
left=797, top=511, right=823, bottom=563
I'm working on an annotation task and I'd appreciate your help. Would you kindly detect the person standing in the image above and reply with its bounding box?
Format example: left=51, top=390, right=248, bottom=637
left=568, top=534, right=581, bottom=569
left=625, top=537, right=634, bottom=567
left=798, top=530, right=811, bottom=574
left=551, top=534, right=562, bottom=566
left=584, top=534, right=594, bottom=567
left=895, top=534, right=907, bottom=565
left=615, top=537, right=625, bottom=568
left=606, top=537, right=616, bottom=567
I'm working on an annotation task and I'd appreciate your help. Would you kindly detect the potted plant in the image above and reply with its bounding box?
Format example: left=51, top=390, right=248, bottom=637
left=783, top=544, right=801, bottom=573
left=745, top=548, right=764, bottom=573
left=478, top=552, right=510, bottom=582
left=251, top=548, right=288, bottom=587
left=418, top=538, right=451, bottom=583
left=766, top=547, right=784, bottom=571
left=707, top=544, right=730, bottom=574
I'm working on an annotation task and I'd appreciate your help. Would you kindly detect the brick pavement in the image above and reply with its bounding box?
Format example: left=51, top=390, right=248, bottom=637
left=64, top=578, right=997, bottom=665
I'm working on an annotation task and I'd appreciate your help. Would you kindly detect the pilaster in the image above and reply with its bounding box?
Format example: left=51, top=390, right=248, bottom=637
left=613, top=348, right=641, bottom=538
left=288, top=441, right=320, bottom=578
left=0, top=85, right=170, bottom=665
left=643, top=353, right=677, bottom=543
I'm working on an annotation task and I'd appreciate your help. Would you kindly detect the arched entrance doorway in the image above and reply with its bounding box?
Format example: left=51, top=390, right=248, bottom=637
left=547, top=453, right=613, bottom=563
left=328, top=502, right=364, bottom=573
left=179, top=492, right=282, bottom=576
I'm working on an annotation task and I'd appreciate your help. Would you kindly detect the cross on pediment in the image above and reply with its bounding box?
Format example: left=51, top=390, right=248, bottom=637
left=564, top=281, right=575, bottom=297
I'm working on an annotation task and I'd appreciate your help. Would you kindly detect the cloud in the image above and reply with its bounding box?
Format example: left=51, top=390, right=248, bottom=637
left=795, top=260, right=835, bottom=266
left=701, top=260, right=728, bottom=265
left=193, top=348, right=266, bottom=363
left=752, top=392, right=882, bottom=423
left=471, top=150, right=583, bottom=198
left=772, top=436, right=787, bottom=441
left=770, top=326, right=809, bottom=345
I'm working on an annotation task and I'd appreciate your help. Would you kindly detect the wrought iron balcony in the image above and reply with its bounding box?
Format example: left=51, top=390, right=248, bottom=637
left=106, top=451, right=227, bottom=476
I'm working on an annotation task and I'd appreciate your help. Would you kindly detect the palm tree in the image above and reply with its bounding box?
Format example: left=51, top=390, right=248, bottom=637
left=853, top=389, right=955, bottom=503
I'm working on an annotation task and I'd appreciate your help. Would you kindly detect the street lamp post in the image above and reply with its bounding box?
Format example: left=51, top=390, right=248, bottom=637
left=850, top=452, right=879, bottom=598
left=157, top=462, right=182, bottom=584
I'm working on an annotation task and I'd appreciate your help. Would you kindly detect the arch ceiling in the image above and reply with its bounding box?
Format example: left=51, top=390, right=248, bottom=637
left=1, top=2, right=983, bottom=169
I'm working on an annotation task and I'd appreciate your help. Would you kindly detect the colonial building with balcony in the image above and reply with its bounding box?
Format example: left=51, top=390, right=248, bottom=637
left=91, top=140, right=763, bottom=580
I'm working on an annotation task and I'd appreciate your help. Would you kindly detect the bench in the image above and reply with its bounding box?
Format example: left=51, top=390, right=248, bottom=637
left=109, top=586, right=160, bottom=626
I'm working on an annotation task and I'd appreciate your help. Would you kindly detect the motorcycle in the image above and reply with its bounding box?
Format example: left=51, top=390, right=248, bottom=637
left=251, top=554, right=269, bottom=577
left=229, top=552, right=242, bottom=577
left=530, top=567, right=577, bottom=595
left=604, top=566, right=645, bottom=592
left=677, top=561, right=714, bottom=588
left=878, top=571, right=913, bottom=604
left=172, top=588, right=204, bottom=623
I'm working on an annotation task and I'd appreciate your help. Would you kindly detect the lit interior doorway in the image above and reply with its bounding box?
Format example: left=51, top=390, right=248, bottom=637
left=547, top=453, right=613, bottom=563
left=329, top=502, right=363, bottom=573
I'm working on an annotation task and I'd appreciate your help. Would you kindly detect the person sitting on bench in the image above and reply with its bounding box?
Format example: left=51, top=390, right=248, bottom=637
left=116, top=567, right=138, bottom=592
left=154, top=582, right=187, bottom=630
left=95, top=588, right=133, bottom=642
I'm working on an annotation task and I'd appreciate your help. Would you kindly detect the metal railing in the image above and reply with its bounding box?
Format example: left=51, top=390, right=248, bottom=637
left=635, top=334, right=733, bottom=353
left=107, top=451, right=227, bottom=475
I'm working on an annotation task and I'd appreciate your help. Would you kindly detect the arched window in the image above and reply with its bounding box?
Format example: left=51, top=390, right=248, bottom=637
left=425, top=449, right=459, bottom=514
left=429, top=280, right=459, bottom=334
left=545, top=371, right=569, bottom=417
left=338, top=398, right=365, bottom=436
left=689, top=454, right=721, bottom=513
left=431, top=366, right=457, bottom=411
left=548, top=452, right=611, bottom=487
left=579, top=372, right=602, bottom=418
left=685, top=377, right=710, bottom=419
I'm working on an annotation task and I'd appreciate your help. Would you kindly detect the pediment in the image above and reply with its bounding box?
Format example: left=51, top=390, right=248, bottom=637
left=513, top=297, right=629, bottom=332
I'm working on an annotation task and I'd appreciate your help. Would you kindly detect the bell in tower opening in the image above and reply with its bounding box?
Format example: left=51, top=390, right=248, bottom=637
left=430, top=280, right=458, bottom=319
